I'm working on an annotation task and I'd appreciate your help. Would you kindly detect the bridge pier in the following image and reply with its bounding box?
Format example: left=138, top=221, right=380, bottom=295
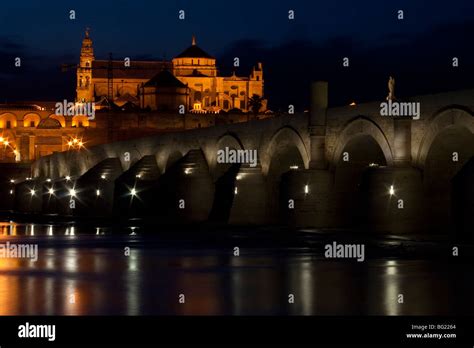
left=14, top=178, right=43, bottom=214
left=228, top=165, right=268, bottom=225
left=393, top=118, right=412, bottom=166
left=280, top=169, right=335, bottom=227
left=157, top=150, right=214, bottom=224
left=42, top=179, right=60, bottom=215
left=50, top=178, right=78, bottom=216
left=0, top=178, right=16, bottom=211
left=74, top=158, right=123, bottom=217
left=114, top=155, right=161, bottom=219
left=360, top=166, right=425, bottom=234
left=285, top=81, right=337, bottom=227
left=452, top=157, right=474, bottom=242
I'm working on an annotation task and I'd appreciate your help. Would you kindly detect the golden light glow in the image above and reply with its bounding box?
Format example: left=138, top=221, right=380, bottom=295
left=67, top=137, right=84, bottom=150
left=389, top=185, right=395, bottom=196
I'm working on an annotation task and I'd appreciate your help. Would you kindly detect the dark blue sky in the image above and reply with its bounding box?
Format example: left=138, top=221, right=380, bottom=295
left=1, top=0, right=474, bottom=108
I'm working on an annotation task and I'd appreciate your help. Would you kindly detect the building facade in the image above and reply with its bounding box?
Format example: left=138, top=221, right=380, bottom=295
left=0, top=104, right=88, bottom=163
left=76, top=30, right=266, bottom=113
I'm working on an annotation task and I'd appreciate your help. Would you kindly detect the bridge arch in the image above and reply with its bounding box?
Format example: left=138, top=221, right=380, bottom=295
left=263, top=126, right=309, bottom=176
left=331, top=117, right=392, bottom=227
left=209, top=132, right=245, bottom=178
left=417, top=107, right=474, bottom=232
left=415, top=107, right=474, bottom=169
left=216, top=132, right=244, bottom=152
left=331, top=116, right=394, bottom=167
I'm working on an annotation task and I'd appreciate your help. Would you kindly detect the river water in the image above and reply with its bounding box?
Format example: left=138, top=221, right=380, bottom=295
left=0, top=220, right=472, bottom=316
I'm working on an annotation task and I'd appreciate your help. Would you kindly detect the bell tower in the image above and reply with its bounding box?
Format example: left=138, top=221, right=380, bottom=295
left=76, top=28, right=95, bottom=102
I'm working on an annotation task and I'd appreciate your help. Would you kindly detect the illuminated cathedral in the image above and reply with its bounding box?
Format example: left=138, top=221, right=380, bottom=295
left=76, top=29, right=266, bottom=113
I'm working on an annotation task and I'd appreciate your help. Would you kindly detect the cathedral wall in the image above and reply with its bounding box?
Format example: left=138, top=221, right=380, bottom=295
left=93, top=78, right=149, bottom=98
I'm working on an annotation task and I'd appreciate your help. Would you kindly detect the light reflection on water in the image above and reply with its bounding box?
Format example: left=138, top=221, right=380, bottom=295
left=0, top=222, right=472, bottom=315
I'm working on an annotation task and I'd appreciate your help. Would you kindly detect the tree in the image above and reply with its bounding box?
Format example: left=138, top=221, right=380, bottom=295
left=247, top=94, right=263, bottom=119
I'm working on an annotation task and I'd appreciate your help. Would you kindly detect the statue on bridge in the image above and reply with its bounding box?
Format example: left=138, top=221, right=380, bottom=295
left=387, top=76, right=396, bottom=101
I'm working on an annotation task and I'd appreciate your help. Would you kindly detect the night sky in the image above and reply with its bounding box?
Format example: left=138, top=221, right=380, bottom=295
left=1, top=0, right=473, bottom=109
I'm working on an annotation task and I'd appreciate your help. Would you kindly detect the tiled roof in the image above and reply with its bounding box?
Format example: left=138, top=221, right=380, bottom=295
left=175, top=45, right=214, bottom=59
left=91, top=60, right=172, bottom=79
left=143, top=70, right=187, bottom=88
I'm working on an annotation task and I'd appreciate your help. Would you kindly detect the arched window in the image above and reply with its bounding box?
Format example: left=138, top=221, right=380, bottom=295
left=72, top=115, right=89, bottom=127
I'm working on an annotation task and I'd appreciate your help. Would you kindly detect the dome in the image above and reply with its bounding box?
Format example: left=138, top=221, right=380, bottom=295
left=175, top=35, right=214, bottom=59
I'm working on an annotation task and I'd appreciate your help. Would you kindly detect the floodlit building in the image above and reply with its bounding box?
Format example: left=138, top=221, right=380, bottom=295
left=76, top=30, right=266, bottom=113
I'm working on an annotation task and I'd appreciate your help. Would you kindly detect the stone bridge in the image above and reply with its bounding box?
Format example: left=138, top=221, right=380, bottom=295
left=3, top=83, right=474, bottom=238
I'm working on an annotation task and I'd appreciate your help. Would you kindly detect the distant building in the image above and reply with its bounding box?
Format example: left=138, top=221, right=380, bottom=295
left=0, top=103, right=86, bottom=162
left=76, top=30, right=266, bottom=113
left=0, top=30, right=269, bottom=164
